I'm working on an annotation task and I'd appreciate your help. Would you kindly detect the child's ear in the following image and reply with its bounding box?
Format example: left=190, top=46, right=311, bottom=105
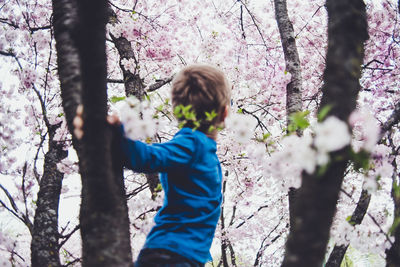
left=222, top=105, right=229, bottom=121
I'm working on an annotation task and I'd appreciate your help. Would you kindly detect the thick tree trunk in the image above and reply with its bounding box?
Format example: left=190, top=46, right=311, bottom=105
left=52, top=1, right=132, bottom=266
left=31, top=123, right=67, bottom=267
left=273, top=0, right=303, bottom=232
left=282, top=1, right=368, bottom=266
left=32, top=1, right=81, bottom=265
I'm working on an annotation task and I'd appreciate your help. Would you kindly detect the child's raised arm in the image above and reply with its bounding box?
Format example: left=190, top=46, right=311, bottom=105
left=120, top=128, right=196, bottom=173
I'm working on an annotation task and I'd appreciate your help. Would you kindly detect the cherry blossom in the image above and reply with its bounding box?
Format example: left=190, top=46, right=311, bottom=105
left=0, top=0, right=399, bottom=266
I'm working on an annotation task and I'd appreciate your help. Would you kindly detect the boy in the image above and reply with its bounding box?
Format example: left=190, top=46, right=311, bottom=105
left=74, top=64, right=231, bottom=266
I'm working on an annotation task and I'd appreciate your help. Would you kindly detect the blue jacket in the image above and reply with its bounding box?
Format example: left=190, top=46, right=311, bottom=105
left=120, top=127, right=223, bottom=263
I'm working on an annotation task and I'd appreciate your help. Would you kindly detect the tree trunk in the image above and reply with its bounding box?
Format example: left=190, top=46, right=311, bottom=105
left=31, top=123, right=67, bottom=267
left=109, top=34, right=146, bottom=100
left=273, top=0, right=303, bottom=232
left=385, top=100, right=400, bottom=267
left=274, top=0, right=302, bottom=121
left=386, top=188, right=400, bottom=267
left=31, top=0, right=80, bottom=266
left=52, top=1, right=132, bottom=266
left=109, top=26, right=160, bottom=197
left=282, top=0, right=368, bottom=266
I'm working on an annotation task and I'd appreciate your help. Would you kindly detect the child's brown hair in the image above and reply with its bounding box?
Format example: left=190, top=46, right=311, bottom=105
left=171, top=64, right=231, bottom=132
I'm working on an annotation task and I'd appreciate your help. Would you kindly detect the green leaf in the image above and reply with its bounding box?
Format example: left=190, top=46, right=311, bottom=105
left=393, top=183, right=400, bottom=199
left=208, top=125, right=216, bottom=133
left=156, top=104, right=164, bottom=112
left=155, top=183, right=162, bottom=192
left=181, top=104, right=192, bottom=114
left=257, top=133, right=271, bottom=142
left=178, top=121, right=186, bottom=129
left=350, top=149, right=371, bottom=172
left=346, top=215, right=356, bottom=225
left=263, top=133, right=271, bottom=139
left=389, top=216, right=400, bottom=235
left=205, top=110, right=217, bottom=121
left=110, top=96, right=126, bottom=103
left=174, top=105, right=183, bottom=118
left=193, top=120, right=201, bottom=129
left=316, top=163, right=329, bottom=177
left=287, top=123, right=297, bottom=134
left=318, top=105, right=333, bottom=122
left=288, top=110, right=310, bottom=133
left=184, top=111, right=196, bottom=121
left=341, top=254, right=354, bottom=267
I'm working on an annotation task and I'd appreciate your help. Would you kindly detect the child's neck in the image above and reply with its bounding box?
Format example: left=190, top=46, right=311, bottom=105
left=206, top=130, right=218, bottom=141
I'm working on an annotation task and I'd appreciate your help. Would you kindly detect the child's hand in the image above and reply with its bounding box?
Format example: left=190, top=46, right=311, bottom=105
left=107, top=114, right=121, bottom=126
left=73, top=105, right=84, bottom=140
left=72, top=104, right=121, bottom=140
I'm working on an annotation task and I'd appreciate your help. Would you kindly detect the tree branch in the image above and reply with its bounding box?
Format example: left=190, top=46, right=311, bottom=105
left=0, top=184, right=33, bottom=232
left=146, top=76, right=174, bottom=92
left=380, top=100, right=400, bottom=139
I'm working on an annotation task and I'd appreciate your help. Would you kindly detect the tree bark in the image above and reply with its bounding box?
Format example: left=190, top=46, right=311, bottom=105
left=282, top=0, right=368, bottom=266
left=107, top=5, right=160, bottom=198
left=52, top=1, right=132, bottom=266
left=385, top=100, right=400, bottom=266
left=327, top=99, right=400, bottom=266
left=274, top=0, right=302, bottom=120
left=109, top=26, right=160, bottom=197
left=273, top=0, right=303, bottom=232
left=380, top=101, right=400, bottom=140
left=386, top=186, right=400, bottom=267
left=109, top=34, right=146, bottom=100
left=31, top=123, right=67, bottom=267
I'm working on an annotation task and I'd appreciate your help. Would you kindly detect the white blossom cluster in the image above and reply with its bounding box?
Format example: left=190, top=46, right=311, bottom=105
left=225, top=113, right=258, bottom=144
left=120, top=58, right=137, bottom=74
left=349, top=109, right=381, bottom=153
left=118, top=96, right=163, bottom=141
left=250, top=112, right=382, bottom=192
left=262, top=116, right=352, bottom=190
left=56, top=158, right=79, bottom=176
left=331, top=219, right=393, bottom=256
left=0, top=232, right=16, bottom=265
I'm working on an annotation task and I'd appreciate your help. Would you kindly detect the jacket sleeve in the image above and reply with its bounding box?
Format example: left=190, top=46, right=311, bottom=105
left=119, top=126, right=196, bottom=173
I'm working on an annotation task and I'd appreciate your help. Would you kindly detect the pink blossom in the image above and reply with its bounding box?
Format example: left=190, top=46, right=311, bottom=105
left=146, top=48, right=157, bottom=59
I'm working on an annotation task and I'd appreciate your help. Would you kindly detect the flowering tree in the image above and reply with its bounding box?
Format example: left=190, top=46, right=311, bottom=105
left=0, top=0, right=399, bottom=266
left=282, top=0, right=369, bottom=265
left=52, top=0, right=133, bottom=266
